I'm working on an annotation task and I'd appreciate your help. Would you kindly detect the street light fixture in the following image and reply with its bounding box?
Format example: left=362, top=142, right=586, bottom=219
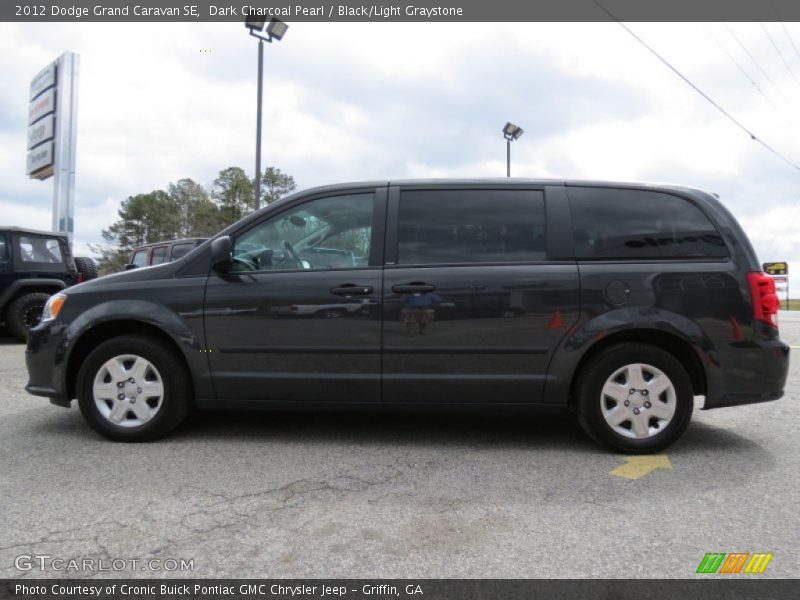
left=245, top=17, right=288, bottom=210
left=502, top=121, right=524, bottom=178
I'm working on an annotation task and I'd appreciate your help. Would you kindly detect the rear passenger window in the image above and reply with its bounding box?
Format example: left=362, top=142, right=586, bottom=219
left=569, top=188, right=728, bottom=260
left=0, top=235, right=7, bottom=263
left=170, top=243, right=194, bottom=260
left=150, top=246, right=168, bottom=265
left=397, top=189, right=546, bottom=265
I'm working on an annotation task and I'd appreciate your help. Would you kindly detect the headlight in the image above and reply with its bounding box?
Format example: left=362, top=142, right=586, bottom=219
left=41, top=293, right=67, bottom=322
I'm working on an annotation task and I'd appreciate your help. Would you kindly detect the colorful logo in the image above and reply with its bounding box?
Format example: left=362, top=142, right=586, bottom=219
left=696, top=552, right=773, bottom=574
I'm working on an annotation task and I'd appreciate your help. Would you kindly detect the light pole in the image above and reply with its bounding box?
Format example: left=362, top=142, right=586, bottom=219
left=502, top=122, right=524, bottom=178
left=245, top=17, right=288, bottom=210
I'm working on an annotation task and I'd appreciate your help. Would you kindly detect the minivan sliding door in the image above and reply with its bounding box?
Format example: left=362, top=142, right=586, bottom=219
left=381, top=184, right=580, bottom=405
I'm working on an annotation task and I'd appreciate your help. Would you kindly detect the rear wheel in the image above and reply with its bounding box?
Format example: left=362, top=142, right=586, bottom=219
left=574, top=343, right=693, bottom=453
left=77, top=335, right=191, bottom=441
left=5, top=292, right=51, bottom=342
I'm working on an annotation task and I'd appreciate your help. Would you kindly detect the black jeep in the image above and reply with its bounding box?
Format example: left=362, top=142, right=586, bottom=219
left=0, top=227, right=96, bottom=341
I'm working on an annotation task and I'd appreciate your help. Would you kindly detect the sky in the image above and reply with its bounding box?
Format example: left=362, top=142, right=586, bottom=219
left=1, top=21, right=800, bottom=278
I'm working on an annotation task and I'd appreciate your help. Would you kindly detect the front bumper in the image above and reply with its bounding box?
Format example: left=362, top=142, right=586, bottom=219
left=25, top=320, right=72, bottom=407
left=704, top=337, right=790, bottom=409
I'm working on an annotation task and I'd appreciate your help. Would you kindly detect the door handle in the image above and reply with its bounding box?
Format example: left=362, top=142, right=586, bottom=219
left=392, top=283, right=436, bottom=294
left=330, top=284, right=373, bottom=296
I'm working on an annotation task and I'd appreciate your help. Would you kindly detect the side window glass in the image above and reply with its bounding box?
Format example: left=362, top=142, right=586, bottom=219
left=396, top=189, right=546, bottom=265
left=0, top=235, right=8, bottom=263
left=170, top=243, right=194, bottom=260
left=131, top=250, right=148, bottom=267
left=232, top=193, right=375, bottom=273
left=18, top=236, right=63, bottom=263
left=150, top=246, right=168, bottom=265
left=569, top=188, right=729, bottom=260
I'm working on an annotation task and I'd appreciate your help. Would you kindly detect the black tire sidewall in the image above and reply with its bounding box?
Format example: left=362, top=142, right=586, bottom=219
left=77, top=336, right=189, bottom=442
left=7, top=292, right=50, bottom=342
left=577, top=344, right=694, bottom=453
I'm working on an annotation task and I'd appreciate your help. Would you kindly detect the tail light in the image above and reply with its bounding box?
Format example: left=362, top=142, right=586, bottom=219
left=747, top=271, right=780, bottom=328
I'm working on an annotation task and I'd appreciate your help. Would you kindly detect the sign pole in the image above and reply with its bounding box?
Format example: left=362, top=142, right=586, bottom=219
left=51, top=52, right=79, bottom=248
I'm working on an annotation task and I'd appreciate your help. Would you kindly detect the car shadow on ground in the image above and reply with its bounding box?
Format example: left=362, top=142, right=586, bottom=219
left=175, top=408, right=597, bottom=451
left=166, top=406, right=768, bottom=459
left=19, top=405, right=773, bottom=480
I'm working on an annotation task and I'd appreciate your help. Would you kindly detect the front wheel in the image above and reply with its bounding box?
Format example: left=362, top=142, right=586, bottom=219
left=574, top=343, right=693, bottom=453
left=76, top=335, right=191, bottom=441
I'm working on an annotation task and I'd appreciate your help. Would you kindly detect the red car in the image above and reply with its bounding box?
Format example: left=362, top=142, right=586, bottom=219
left=126, top=238, right=207, bottom=269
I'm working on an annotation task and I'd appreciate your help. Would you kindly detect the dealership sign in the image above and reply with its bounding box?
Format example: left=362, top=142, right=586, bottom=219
left=28, top=87, right=56, bottom=127
left=29, top=62, right=56, bottom=100
left=26, top=142, right=54, bottom=175
left=25, top=52, right=80, bottom=244
left=27, top=114, right=55, bottom=150
left=763, top=262, right=789, bottom=306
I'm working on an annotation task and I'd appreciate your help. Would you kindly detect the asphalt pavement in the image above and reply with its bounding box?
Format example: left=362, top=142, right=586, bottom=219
left=0, top=314, right=798, bottom=578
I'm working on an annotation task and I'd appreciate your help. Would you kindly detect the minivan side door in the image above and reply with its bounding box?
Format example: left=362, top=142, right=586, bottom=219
left=203, top=187, right=386, bottom=403
left=381, top=184, right=580, bottom=404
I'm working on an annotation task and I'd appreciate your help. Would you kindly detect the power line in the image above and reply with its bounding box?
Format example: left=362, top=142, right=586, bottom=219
left=778, top=21, right=800, bottom=64
left=706, top=26, right=782, bottom=113
left=726, top=24, right=787, bottom=102
left=769, top=0, right=800, bottom=64
left=760, top=22, right=800, bottom=89
left=593, top=1, right=800, bottom=172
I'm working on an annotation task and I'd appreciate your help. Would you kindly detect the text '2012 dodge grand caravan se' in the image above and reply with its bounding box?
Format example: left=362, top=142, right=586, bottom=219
left=26, top=179, right=789, bottom=452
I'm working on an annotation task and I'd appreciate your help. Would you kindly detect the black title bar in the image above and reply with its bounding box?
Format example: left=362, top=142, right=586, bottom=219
left=6, top=0, right=800, bottom=22
left=2, top=580, right=800, bottom=600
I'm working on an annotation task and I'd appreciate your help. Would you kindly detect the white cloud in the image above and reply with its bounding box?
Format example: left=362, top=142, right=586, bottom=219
left=2, top=21, right=800, bottom=269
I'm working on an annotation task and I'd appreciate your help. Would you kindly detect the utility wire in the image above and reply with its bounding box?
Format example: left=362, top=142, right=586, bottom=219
left=760, top=22, right=800, bottom=89
left=593, top=1, right=800, bottom=172
left=726, top=24, right=787, bottom=102
left=769, top=0, right=800, bottom=64
left=779, top=21, right=800, bottom=64
left=706, top=26, right=782, bottom=113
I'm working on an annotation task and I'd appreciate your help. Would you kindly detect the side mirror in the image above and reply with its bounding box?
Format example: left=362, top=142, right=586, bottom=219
left=211, top=236, right=233, bottom=273
left=124, top=263, right=138, bottom=270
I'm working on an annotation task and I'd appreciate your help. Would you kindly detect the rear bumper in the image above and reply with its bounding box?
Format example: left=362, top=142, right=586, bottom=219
left=704, top=338, right=789, bottom=409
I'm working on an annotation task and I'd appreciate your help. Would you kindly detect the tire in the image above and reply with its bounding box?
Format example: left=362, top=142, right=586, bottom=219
left=74, top=256, right=98, bottom=281
left=5, top=292, right=51, bottom=342
left=76, top=335, right=191, bottom=441
left=574, top=343, right=693, bottom=454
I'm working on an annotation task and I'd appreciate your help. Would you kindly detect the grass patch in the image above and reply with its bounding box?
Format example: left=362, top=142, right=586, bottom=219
left=782, top=299, right=800, bottom=311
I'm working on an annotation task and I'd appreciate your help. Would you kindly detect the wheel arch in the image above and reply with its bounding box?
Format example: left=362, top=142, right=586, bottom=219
left=66, top=320, right=195, bottom=402
left=0, top=279, right=66, bottom=315
left=565, top=329, right=707, bottom=407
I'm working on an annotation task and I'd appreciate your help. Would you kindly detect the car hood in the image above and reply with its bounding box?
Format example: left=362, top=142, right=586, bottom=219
left=65, top=261, right=183, bottom=294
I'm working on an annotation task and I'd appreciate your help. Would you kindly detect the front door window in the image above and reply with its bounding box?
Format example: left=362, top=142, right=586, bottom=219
left=231, top=193, right=374, bottom=273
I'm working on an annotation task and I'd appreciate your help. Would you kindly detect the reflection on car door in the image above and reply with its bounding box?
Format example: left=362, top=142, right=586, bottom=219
left=203, top=187, right=386, bottom=403
left=381, top=185, right=580, bottom=404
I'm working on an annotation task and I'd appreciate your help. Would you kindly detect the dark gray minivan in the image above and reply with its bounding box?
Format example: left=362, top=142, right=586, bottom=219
left=26, top=179, right=789, bottom=452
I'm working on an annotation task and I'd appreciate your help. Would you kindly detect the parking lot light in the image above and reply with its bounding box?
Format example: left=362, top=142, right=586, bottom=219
left=245, top=17, right=289, bottom=210
left=502, top=122, right=524, bottom=178
left=266, top=18, right=289, bottom=40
